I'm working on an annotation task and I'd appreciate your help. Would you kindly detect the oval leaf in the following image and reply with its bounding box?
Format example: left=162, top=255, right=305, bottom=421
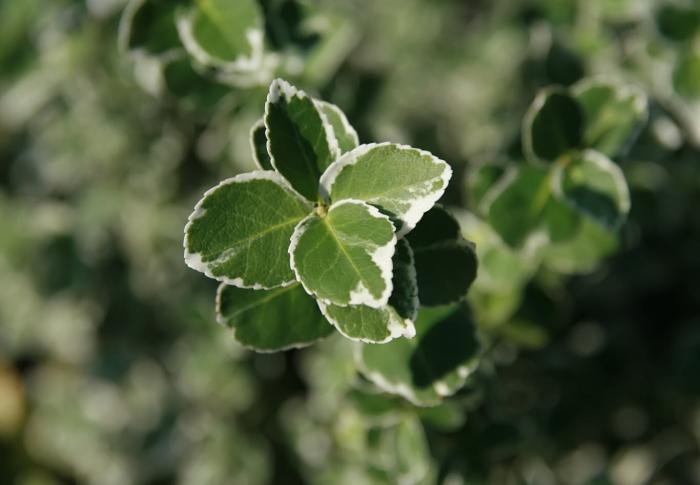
left=523, top=88, right=583, bottom=164
left=356, top=303, right=481, bottom=407
left=184, top=172, right=311, bottom=288
left=573, top=79, right=648, bottom=157
left=290, top=199, right=396, bottom=308
left=176, top=0, right=264, bottom=70
left=119, top=0, right=183, bottom=55
left=320, top=143, right=452, bottom=236
left=265, top=78, right=340, bottom=201
left=553, top=150, right=630, bottom=229
left=316, top=100, right=359, bottom=153
left=406, top=206, right=478, bottom=306
left=216, top=282, right=333, bottom=352
left=486, top=165, right=552, bottom=248
left=250, top=118, right=273, bottom=170
left=316, top=239, right=418, bottom=343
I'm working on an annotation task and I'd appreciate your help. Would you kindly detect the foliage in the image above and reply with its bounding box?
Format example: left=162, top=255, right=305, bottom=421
left=1, top=0, right=700, bottom=484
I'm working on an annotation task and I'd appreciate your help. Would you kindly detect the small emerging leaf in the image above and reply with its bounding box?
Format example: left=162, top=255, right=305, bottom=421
left=553, top=150, right=630, bottom=229
left=184, top=172, right=311, bottom=288
left=317, top=239, right=418, bottom=343
left=356, top=303, right=481, bottom=407
left=523, top=88, right=583, bottom=164
left=265, top=78, right=340, bottom=201
left=290, top=199, right=396, bottom=308
left=216, top=283, right=333, bottom=352
left=320, top=143, right=452, bottom=236
left=317, top=100, right=359, bottom=153
left=250, top=118, right=273, bottom=170
left=406, top=206, right=477, bottom=306
left=573, top=79, right=648, bottom=157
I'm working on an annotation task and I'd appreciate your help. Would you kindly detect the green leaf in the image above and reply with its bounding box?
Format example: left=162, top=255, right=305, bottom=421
left=250, top=118, right=273, bottom=170
left=673, top=49, right=700, bottom=99
left=523, top=88, right=583, bottom=163
left=553, top=150, right=630, bottom=229
left=356, top=303, right=481, bottom=407
left=656, top=3, right=700, bottom=42
left=573, top=79, right=648, bottom=157
left=379, top=417, right=431, bottom=484
left=290, top=199, right=396, bottom=308
left=317, top=100, right=359, bottom=153
left=542, top=218, right=618, bottom=274
left=176, top=0, right=264, bottom=70
left=317, top=239, right=418, bottom=343
left=184, top=172, right=311, bottom=288
left=542, top=196, right=582, bottom=243
left=486, top=165, right=552, bottom=248
left=467, top=164, right=507, bottom=213
left=265, top=78, right=340, bottom=201
left=119, top=0, right=183, bottom=55
left=320, top=143, right=452, bottom=236
left=216, top=282, right=333, bottom=352
left=406, top=206, right=477, bottom=306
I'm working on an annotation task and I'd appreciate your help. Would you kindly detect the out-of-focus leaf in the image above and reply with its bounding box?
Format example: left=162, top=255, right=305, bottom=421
left=356, top=303, right=481, bottom=407
left=656, top=3, right=700, bottom=42
left=553, top=150, right=630, bottom=229
left=523, top=88, right=583, bottom=164
left=673, top=49, right=700, bottom=99
left=573, top=79, right=648, bottom=157
left=176, top=0, right=264, bottom=71
left=119, top=0, right=184, bottom=54
left=486, top=165, right=552, bottom=248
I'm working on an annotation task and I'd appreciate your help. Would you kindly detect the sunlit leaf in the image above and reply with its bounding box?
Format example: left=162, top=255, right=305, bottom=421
left=184, top=172, right=311, bottom=288
left=320, top=143, right=451, bottom=236
left=265, top=78, right=340, bottom=201
left=290, top=200, right=396, bottom=308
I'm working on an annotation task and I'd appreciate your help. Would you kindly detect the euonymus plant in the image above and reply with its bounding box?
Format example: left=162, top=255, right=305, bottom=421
left=473, top=78, right=646, bottom=251
left=184, top=78, right=478, bottom=364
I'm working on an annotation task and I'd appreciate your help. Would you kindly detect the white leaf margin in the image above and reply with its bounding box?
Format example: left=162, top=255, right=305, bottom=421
left=249, top=117, right=271, bottom=170
left=184, top=171, right=311, bottom=289
left=551, top=149, right=631, bottom=229
left=353, top=342, right=481, bottom=408
left=264, top=78, right=341, bottom=193
left=288, top=199, right=397, bottom=309
left=316, top=301, right=415, bottom=345
left=315, top=100, right=360, bottom=152
left=319, top=142, right=452, bottom=237
left=175, top=2, right=265, bottom=72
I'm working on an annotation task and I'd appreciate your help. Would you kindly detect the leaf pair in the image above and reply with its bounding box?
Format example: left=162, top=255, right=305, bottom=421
left=185, top=78, right=469, bottom=350
left=481, top=78, right=645, bottom=248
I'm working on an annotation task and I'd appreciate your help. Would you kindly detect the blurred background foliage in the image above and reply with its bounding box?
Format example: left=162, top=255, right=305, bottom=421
left=1, top=0, right=700, bottom=484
